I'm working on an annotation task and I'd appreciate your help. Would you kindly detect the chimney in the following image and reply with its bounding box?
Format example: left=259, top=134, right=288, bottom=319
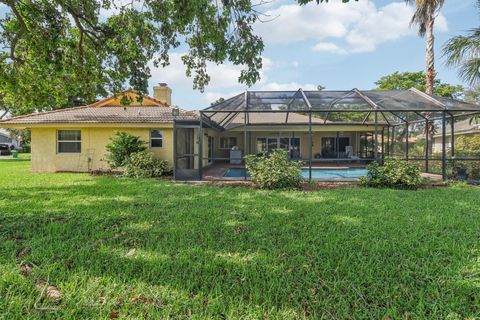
left=153, top=83, right=172, bottom=105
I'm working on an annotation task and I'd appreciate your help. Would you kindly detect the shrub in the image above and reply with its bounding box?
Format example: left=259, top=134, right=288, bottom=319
left=123, top=151, right=168, bottom=178
left=453, top=159, right=480, bottom=180
left=106, top=132, right=147, bottom=169
left=361, top=158, right=422, bottom=190
left=245, top=149, right=303, bottom=189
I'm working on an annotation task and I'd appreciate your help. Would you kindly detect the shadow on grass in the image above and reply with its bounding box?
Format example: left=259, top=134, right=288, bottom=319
left=1, top=175, right=480, bottom=318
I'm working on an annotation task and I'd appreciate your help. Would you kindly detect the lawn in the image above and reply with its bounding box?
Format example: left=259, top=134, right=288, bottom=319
left=0, top=160, right=479, bottom=319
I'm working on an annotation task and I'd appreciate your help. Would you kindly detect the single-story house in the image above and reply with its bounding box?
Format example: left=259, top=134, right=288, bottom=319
left=0, top=84, right=198, bottom=172
left=1, top=85, right=479, bottom=180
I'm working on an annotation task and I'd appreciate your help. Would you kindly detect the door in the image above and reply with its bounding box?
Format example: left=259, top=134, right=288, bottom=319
left=290, top=138, right=301, bottom=159
left=174, top=124, right=201, bottom=180
left=207, top=136, right=214, bottom=164
left=321, top=137, right=336, bottom=158
left=360, top=133, right=374, bottom=159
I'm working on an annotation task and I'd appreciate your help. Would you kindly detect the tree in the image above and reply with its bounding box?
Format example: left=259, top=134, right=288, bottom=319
left=404, top=0, right=445, bottom=95
left=1, top=0, right=354, bottom=116
left=105, top=132, right=147, bottom=169
left=463, top=86, right=480, bottom=124
left=443, top=1, right=480, bottom=86
left=210, top=97, right=225, bottom=106
left=0, top=0, right=266, bottom=115
left=375, top=71, right=464, bottom=160
left=464, top=87, right=480, bottom=104
left=374, top=71, right=464, bottom=98
left=0, top=0, right=357, bottom=116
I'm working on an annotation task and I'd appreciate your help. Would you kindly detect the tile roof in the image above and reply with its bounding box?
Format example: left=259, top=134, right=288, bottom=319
left=0, top=89, right=199, bottom=126
left=0, top=106, right=198, bottom=125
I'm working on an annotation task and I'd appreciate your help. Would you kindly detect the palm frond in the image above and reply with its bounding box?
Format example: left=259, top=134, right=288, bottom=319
left=405, top=0, right=445, bottom=36
left=443, top=28, right=480, bottom=86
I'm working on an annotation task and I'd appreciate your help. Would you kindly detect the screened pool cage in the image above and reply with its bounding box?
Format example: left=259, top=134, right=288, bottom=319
left=173, top=88, right=480, bottom=181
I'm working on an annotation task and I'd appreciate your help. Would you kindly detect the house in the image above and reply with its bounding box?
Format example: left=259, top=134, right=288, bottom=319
left=0, top=84, right=198, bottom=172
left=0, top=128, right=17, bottom=147
left=432, top=118, right=480, bottom=153
left=1, top=85, right=479, bottom=180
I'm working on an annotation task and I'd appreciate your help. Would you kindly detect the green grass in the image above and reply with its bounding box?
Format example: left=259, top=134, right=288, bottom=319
left=1, top=160, right=479, bottom=319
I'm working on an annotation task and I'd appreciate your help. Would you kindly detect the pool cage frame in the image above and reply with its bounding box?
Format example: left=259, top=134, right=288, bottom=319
left=176, top=88, right=480, bottom=181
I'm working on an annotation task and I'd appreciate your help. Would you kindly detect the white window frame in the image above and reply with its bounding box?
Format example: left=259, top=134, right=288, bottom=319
left=57, top=130, right=81, bottom=154
left=150, top=129, right=163, bottom=148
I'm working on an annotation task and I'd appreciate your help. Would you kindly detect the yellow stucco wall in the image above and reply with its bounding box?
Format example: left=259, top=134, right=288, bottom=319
left=28, top=124, right=380, bottom=172
left=31, top=126, right=173, bottom=172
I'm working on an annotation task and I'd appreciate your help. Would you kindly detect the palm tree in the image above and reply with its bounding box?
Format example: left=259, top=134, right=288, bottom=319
left=405, top=0, right=445, bottom=95
left=443, top=1, right=480, bottom=124
left=443, top=21, right=480, bottom=85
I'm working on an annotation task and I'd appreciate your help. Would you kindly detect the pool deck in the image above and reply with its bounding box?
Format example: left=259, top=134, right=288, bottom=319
left=202, top=163, right=443, bottom=182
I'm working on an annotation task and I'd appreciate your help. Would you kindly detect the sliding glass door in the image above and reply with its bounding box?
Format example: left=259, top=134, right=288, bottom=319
left=256, top=136, right=301, bottom=159
left=320, top=136, right=351, bottom=158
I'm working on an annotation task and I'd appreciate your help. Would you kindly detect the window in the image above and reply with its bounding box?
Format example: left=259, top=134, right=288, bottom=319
left=256, top=137, right=301, bottom=159
left=57, top=130, right=81, bottom=153
left=220, top=137, right=237, bottom=149
left=150, top=129, right=163, bottom=148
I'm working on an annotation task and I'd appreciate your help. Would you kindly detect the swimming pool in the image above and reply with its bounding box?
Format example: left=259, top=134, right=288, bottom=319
left=223, top=168, right=368, bottom=179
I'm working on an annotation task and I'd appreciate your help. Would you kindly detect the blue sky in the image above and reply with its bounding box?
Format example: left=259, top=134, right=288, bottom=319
left=149, top=0, right=478, bottom=110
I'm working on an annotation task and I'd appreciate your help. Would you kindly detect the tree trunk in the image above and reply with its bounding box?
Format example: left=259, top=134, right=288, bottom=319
left=425, top=13, right=435, bottom=95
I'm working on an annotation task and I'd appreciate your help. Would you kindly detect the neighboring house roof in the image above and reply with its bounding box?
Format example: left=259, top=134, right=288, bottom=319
left=432, top=119, right=480, bottom=138
left=0, top=91, right=198, bottom=126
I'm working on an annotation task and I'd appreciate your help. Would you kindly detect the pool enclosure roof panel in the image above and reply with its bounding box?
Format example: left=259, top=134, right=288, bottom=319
left=202, top=88, right=480, bottom=113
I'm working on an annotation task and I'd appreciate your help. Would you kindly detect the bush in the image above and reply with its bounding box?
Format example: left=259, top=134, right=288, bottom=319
left=123, top=151, right=168, bottom=178
left=245, top=149, right=303, bottom=189
left=106, top=132, right=147, bottom=169
left=453, top=159, right=480, bottom=180
left=360, top=158, right=423, bottom=189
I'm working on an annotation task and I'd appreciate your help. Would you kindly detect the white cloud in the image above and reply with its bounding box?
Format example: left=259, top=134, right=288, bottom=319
left=259, top=82, right=317, bottom=91
left=255, top=1, right=448, bottom=54
left=312, top=42, right=347, bottom=55
left=291, top=61, right=299, bottom=68
left=149, top=54, right=272, bottom=89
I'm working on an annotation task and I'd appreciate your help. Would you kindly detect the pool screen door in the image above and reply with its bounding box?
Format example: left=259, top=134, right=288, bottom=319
left=174, top=124, right=201, bottom=180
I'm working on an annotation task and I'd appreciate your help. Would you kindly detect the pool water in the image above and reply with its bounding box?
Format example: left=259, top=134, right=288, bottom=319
left=223, top=168, right=368, bottom=179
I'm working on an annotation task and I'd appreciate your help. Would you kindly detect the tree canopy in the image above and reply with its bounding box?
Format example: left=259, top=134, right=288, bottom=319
left=374, top=71, right=464, bottom=99
left=0, top=0, right=267, bottom=115
left=0, top=0, right=347, bottom=116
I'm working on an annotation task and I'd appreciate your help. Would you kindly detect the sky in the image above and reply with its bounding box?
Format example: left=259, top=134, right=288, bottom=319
left=1, top=0, right=478, bottom=110
left=150, top=0, right=478, bottom=110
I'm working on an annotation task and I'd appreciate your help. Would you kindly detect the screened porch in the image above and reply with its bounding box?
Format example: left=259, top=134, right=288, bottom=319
left=174, top=88, right=480, bottom=181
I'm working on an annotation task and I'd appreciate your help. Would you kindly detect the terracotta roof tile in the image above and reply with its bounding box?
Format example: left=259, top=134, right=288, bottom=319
left=0, top=106, right=198, bottom=125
